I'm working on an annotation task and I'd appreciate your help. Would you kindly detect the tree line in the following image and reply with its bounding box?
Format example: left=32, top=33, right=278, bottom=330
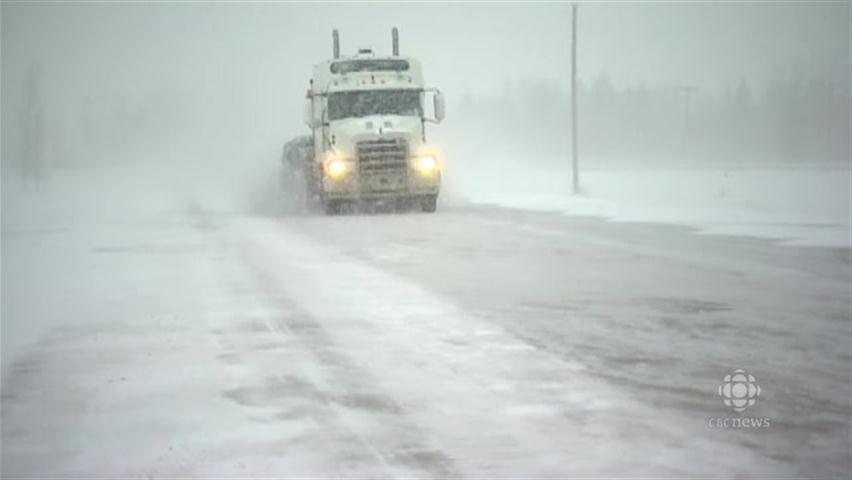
left=445, top=70, right=851, bottom=167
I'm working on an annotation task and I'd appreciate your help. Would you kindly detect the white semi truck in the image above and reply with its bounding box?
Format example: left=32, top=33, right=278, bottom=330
left=286, top=28, right=446, bottom=214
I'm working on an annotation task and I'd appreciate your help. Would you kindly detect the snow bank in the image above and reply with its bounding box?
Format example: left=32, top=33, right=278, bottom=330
left=451, top=163, right=851, bottom=248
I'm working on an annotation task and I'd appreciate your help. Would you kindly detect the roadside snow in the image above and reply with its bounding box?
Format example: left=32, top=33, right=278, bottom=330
left=1, top=166, right=183, bottom=374
left=455, top=164, right=852, bottom=248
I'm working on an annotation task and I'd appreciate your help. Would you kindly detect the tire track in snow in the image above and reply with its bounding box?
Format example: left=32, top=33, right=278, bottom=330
left=189, top=204, right=463, bottom=478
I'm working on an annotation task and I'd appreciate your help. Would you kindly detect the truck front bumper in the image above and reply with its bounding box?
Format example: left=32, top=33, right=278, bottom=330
left=323, top=170, right=440, bottom=200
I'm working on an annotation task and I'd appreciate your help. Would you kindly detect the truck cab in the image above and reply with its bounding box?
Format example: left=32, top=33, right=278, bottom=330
left=303, top=28, right=445, bottom=214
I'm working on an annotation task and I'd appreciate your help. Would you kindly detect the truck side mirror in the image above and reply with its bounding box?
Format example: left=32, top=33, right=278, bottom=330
left=303, top=98, right=315, bottom=127
left=433, top=91, right=446, bottom=123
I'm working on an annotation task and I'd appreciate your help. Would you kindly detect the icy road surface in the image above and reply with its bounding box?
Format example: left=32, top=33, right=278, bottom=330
left=2, top=168, right=850, bottom=477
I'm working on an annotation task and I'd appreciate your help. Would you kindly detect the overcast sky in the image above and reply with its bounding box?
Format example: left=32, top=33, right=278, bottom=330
left=4, top=1, right=849, bottom=91
left=2, top=1, right=850, bottom=161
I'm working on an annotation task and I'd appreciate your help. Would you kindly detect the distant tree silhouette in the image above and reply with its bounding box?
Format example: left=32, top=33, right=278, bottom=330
left=445, top=65, right=849, bottom=167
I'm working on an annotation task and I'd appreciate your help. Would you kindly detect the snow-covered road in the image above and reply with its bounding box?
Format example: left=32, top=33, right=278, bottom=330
left=2, top=167, right=850, bottom=477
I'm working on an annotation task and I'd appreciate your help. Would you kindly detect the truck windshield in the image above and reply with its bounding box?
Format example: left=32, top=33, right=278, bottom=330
left=328, top=90, right=422, bottom=121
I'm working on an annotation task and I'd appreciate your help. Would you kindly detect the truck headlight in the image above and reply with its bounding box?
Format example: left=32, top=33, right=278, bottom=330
left=414, top=155, right=438, bottom=173
left=325, top=158, right=348, bottom=178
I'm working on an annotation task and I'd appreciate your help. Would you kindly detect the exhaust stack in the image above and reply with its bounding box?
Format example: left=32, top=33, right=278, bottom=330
left=332, top=29, right=340, bottom=59
left=392, top=27, right=399, bottom=56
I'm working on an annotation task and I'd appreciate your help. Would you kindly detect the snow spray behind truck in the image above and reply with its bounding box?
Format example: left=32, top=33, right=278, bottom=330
left=283, top=28, right=446, bottom=214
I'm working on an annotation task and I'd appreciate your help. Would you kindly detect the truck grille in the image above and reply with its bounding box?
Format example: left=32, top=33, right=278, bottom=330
left=356, top=138, right=409, bottom=173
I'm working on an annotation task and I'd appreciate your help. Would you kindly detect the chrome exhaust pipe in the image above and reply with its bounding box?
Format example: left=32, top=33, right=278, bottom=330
left=333, top=29, right=340, bottom=59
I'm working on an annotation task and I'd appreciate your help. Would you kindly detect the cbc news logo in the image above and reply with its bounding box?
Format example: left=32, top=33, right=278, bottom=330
left=717, top=368, right=761, bottom=412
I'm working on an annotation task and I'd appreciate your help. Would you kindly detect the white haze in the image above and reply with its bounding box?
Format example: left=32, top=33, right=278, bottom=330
left=1, top=1, right=850, bottom=203
left=2, top=3, right=852, bottom=476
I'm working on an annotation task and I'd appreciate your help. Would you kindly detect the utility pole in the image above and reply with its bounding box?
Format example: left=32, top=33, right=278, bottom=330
left=675, top=85, right=696, bottom=147
left=571, top=3, right=580, bottom=195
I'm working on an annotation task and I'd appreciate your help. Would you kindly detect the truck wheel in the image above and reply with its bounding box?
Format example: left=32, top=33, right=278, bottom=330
left=322, top=199, right=340, bottom=215
left=420, top=195, right=437, bottom=213
left=393, top=197, right=413, bottom=213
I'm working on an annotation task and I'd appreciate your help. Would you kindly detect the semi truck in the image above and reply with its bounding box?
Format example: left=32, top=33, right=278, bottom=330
left=281, top=28, right=446, bottom=214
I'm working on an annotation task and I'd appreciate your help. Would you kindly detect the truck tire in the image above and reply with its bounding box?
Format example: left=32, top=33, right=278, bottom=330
left=420, top=195, right=437, bottom=213
left=322, top=199, right=341, bottom=215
